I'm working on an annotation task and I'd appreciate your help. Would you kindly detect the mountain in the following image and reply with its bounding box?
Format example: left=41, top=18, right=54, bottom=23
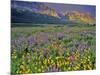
left=11, top=1, right=60, bottom=18
left=11, top=1, right=67, bottom=24
left=11, top=1, right=95, bottom=25
left=66, top=11, right=96, bottom=24
left=11, top=7, right=64, bottom=24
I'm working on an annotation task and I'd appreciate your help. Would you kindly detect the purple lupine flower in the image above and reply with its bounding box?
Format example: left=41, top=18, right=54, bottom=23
left=77, top=43, right=88, bottom=51
left=34, top=32, right=49, bottom=45
left=57, top=32, right=65, bottom=40
left=11, top=36, right=28, bottom=52
left=27, top=35, right=36, bottom=47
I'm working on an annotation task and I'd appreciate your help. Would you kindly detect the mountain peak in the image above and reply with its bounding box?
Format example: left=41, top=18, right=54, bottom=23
left=66, top=11, right=95, bottom=24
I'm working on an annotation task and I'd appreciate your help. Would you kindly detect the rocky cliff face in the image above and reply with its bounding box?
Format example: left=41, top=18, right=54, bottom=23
left=66, top=11, right=95, bottom=24
left=11, top=1, right=60, bottom=18
left=39, top=8, right=60, bottom=18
